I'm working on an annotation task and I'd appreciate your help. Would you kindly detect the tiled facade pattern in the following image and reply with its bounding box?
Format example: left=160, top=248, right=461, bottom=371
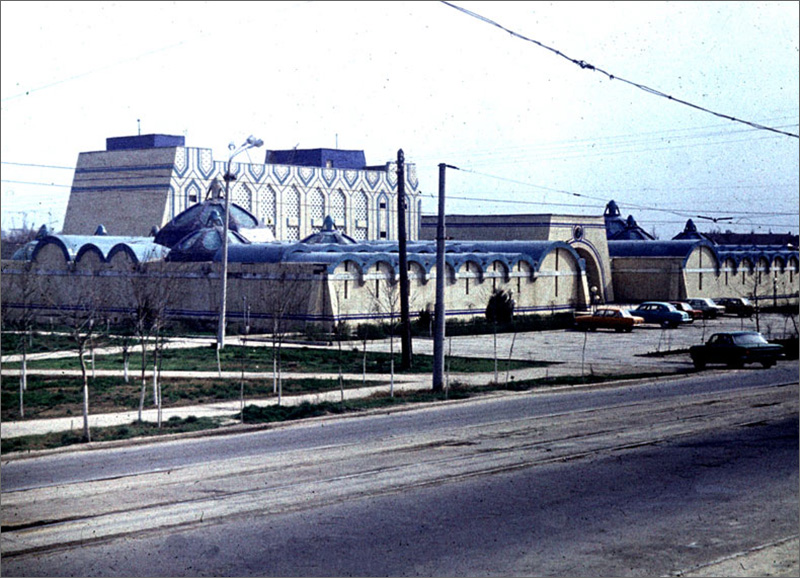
left=63, top=145, right=420, bottom=242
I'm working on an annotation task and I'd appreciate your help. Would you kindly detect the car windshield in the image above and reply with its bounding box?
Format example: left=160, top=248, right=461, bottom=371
left=732, top=333, right=769, bottom=346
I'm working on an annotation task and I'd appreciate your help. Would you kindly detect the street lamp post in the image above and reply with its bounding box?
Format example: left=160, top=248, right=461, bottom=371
left=217, top=135, right=263, bottom=351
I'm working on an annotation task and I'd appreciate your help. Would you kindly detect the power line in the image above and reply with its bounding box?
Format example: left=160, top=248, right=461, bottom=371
left=1, top=40, right=186, bottom=103
left=1, top=161, right=74, bottom=170
left=1, top=180, right=71, bottom=188
left=433, top=167, right=799, bottom=224
left=416, top=118, right=799, bottom=165
left=441, top=1, right=800, bottom=139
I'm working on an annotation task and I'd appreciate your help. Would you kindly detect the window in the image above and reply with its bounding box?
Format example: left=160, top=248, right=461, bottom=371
left=554, top=249, right=559, bottom=297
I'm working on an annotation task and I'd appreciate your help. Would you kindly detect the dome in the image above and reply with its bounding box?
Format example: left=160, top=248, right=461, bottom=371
left=300, top=216, right=357, bottom=245
left=154, top=199, right=260, bottom=248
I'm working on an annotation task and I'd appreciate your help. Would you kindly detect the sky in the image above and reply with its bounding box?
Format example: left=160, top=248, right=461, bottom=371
left=2, top=1, right=798, bottom=240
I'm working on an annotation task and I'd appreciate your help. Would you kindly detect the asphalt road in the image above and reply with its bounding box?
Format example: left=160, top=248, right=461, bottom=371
left=2, top=365, right=797, bottom=577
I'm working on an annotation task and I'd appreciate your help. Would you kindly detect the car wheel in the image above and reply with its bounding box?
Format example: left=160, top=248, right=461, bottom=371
left=661, top=321, right=670, bottom=328
left=615, top=327, right=623, bottom=333
left=761, top=360, right=775, bottom=369
left=727, top=359, right=744, bottom=369
left=693, top=358, right=706, bottom=370
left=625, top=327, right=633, bottom=333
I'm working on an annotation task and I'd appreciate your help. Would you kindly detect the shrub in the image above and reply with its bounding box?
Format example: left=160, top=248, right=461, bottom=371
left=485, top=289, right=515, bottom=325
left=415, top=308, right=433, bottom=335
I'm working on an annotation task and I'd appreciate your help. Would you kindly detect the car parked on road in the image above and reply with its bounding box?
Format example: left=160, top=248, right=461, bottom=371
left=686, top=298, right=726, bottom=319
left=627, top=301, right=691, bottom=328
left=574, top=307, right=645, bottom=332
left=689, top=331, right=784, bottom=369
left=670, top=301, right=703, bottom=322
left=715, top=297, right=756, bottom=317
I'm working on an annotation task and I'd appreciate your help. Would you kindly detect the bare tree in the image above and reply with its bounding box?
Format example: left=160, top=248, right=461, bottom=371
left=368, top=272, right=401, bottom=397
left=329, top=284, right=352, bottom=402
left=1, top=261, right=42, bottom=418
left=356, top=323, right=374, bottom=390
left=39, top=271, right=107, bottom=442
left=238, top=296, right=251, bottom=424
left=485, top=289, right=515, bottom=384
left=258, top=268, right=309, bottom=406
left=126, top=261, right=175, bottom=425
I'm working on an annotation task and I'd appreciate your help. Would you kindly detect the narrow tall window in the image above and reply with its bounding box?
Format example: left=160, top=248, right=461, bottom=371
left=554, top=250, right=559, bottom=297
left=698, top=251, right=703, bottom=291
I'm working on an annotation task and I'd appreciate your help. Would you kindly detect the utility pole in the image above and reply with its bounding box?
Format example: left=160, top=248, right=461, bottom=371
left=433, top=163, right=458, bottom=391
left=433, top=164, right=447, bottom=391
left=396, top=149, right=412, bottom=369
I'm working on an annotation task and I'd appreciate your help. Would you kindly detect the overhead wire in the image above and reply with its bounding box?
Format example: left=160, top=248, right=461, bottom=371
left=440, top=1, right=799, bottom=139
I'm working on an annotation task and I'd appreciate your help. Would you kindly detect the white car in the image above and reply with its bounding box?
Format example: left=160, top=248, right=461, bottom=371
left=686, top=298, right=726, bottom=319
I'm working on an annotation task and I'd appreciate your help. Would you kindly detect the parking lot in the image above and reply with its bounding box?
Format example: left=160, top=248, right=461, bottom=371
left=400, top=311, right=797, bottom=379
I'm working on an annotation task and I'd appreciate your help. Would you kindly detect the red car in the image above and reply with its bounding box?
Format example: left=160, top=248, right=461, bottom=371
left=670, top=302, right=703, bottom=322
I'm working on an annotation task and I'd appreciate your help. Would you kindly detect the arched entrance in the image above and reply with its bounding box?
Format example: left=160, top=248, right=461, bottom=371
left=572, top=245, right=608, bottom=306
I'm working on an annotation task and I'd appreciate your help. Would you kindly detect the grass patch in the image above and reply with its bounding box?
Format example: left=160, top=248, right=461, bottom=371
left=7, top=344, right=547, bottom=375
left=1, top=415, right=224, bottom=454
left=1, top=374, right=369, bottom=421
left=0, top=331, right=110, bottom=356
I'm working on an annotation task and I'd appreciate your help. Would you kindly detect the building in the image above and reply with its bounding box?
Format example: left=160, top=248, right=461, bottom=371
left=3, top=133, right=797, bottom=333
left=62, top=134, right=421, bottom=242
left=421, top=200, right=798, bottom=307
left=420, top=212, right=614, bottom=304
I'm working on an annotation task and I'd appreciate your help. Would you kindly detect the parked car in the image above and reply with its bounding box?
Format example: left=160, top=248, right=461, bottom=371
left=627, top=302, right=691, bottom=328
left=670, top=301, right=703, bottom=322
left=574, top=307, right=645, bottom=332
left=689, top=331, right=784, bottom=369
left=715, top=297, right=756, bottom=317
left=686, top=298, right=726, bottom=319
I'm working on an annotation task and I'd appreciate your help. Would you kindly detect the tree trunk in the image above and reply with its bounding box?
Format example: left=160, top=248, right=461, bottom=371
left=152, top=348, right=158, bottom=405
left=19, top=358, right=25, bottom=418
left=156, top=340, right=162, bottom=429
left=362, top=339, right=367, bottom=389
left=505, top=331, right=517, bottom=385
left=138, top=337, right=148, bottom=423
left=79, top=347, right=91, bottom=442
left=123, top=344, right=130, bottom=383
left=389, top=330, right=395, bottom=398
left=337, top=335, right=344, bottom=402
left=493, top=325, right=498, bottom=383
left=277, top=340, right=283, bottom=406
left=21, top=337, right=27, bottom=391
